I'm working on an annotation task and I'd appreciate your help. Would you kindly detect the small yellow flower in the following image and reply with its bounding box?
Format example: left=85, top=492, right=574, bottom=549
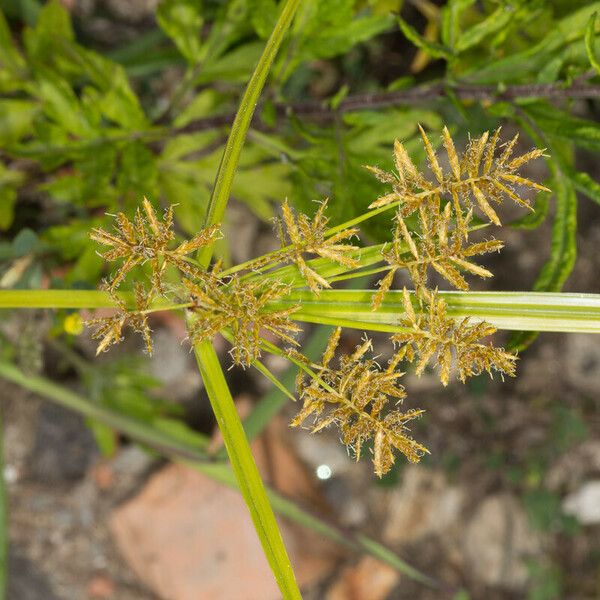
left=63, top=313, right=84, bottom=336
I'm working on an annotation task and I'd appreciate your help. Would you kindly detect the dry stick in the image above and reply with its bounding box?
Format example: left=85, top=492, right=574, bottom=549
left=177, top=79, right=600, bottom=134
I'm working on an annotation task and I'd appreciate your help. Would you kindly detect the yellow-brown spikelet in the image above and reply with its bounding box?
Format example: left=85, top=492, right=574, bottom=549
left=291, top=327, right=428, bottom=477
left=372, top=202, right=503, bottom=308
left=185, top=275, right=301, bottom=367
left=90, top=198, right=221, bottom=292
left=366, top=126, right=548, bottom=224
left=392, top=289, right=517, bottom=386
left=274, top=199, right=360, bottom=293
left=86, top=283, right=154, bottom=355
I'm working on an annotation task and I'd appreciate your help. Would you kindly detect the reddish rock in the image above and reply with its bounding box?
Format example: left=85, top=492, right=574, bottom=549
left=110, top=419, right=340, bottom=599
left=326, top=556, right=399, bottom=600
left=87, top=574, right=115, bottom=598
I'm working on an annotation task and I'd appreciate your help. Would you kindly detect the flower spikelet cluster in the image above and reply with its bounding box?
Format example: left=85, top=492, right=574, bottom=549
left=367, top=127, right=545, bottom=387
left=184, top=273, right=301, bottom=367
left=367, top=125, right=548, bottom=225
left=392, top=289, right=517, bottom=387
left=372, top=202, right=504, bottom=309
left=291, top=327, right=428, bottom=477
left=86, top=283, right=153, bottom=355
left=273, top=199, right=360, bottom=293
left=90, top=197, right=220, bottom=293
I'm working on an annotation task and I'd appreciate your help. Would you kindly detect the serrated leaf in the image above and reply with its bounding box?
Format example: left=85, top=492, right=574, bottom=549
left=464, top=2, right=600, bottom=84
left=99, top=64, right=149, bottom=130
left=34, top=0, right=74, bottom=42
left=174, top=89, right=220, bottom=127
left=35, top=69, right=93, bottom=137
left=397, top=16, right=452, bottom=59
left=196, top=41, right=264, bottom=84
left=0, top=8, right=25, bottom=74
left=522, top=102, right=600, bottom=153
left=0, top=99, right=40, bottom=145
left=533, top=170, right=576, bottom=290
left=567, top=169, right=600, bottom=206
left=117, top=141, right=158, bottom=200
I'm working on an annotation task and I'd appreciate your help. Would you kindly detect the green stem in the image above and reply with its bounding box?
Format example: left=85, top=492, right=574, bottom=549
left=198, top=0, right=301, bottom=268
left=271, top=289, right=600, bottom=333
left=188, top=0, right=302, bottom=596
left=192, top=339, right=301, bottom=599
left=2, top=289, right=600, bottom=333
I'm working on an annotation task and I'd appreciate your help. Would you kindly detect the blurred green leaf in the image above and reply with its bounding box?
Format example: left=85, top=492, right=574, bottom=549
left=157, top=0, right=204, bottom=64
left=0, top=185, right=16, bottom=231
left=585, top=11, right=600, bottom=74
left=455, top=6, right=515, bottom=53
left=397, top=16, right=452, bottom=59
left=249, top=0, right=278, bottom=39
left=117, top=141, right=159, bottom=200
left=441, top=0, right=476, bottom=49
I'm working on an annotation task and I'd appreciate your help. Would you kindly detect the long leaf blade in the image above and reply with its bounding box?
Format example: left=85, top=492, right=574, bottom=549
left=193, top=340, right=301, bottom=599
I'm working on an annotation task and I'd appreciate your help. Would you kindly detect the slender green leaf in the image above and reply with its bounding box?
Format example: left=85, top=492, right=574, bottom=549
left=0, top=360, right=432, bottom=586
left=397, top=16, right=452, bottom=59
left=268, top=289, right=600, bottom=334
left=568, top=169, right=600, bottom=206
left=531, top=157, right=577, bottom=293
left=455, top=6, right=514, bottom=53
left=198, top=0, right=301, bottom=268
left=192, top=339, right=301, bottom=599
left=0, top=360, right=210, bottom=459
left=2, top=287, right=600, bottom=334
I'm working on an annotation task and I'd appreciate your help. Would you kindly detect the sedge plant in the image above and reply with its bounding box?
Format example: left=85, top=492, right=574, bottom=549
left=3, top=3, right=600, bottom=598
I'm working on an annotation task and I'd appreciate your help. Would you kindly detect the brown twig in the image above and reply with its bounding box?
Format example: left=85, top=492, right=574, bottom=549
left=178, top=79, right=600, bottom=134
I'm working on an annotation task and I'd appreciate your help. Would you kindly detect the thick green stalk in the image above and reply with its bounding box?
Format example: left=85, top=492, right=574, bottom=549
left=2, top=289, right=600, bottom=333
left=192, top=340, right=300, bottom=599
left=190, top=0, right=302, bottom=596
left=197, top=0, right=301, bottom=269
left=270, top=289, right=600, bottom=334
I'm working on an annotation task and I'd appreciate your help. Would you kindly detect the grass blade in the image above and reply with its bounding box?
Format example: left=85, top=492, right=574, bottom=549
left=197, top=0, right=301, bottom=268
left=192, top=339, right=301, bottom=599
left=268, top=289, right=600, bottom=334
